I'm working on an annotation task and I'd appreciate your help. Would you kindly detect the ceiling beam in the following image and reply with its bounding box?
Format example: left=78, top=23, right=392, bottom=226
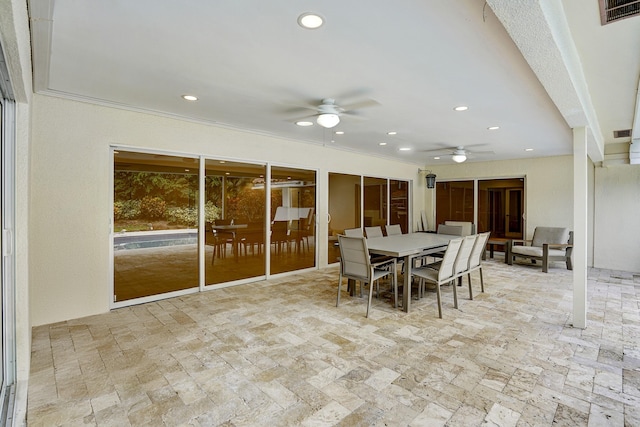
left=487, top=0, right=605, bottom=162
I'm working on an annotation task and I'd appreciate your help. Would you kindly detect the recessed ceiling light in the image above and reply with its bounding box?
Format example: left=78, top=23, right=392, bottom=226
left=296, top=121, right=313, bottom=127
left=331, top=140, right=335, bottom=143
left=219, top=160, right=226, bottom=164
left=488, top=126, right=500, bottom=130
left=225, top=172, right=230, bottom=175
left=298, top=13, right=324, bottom=29
left=335, top=131, right=344, bottom=135
left=379, top=142, right=387, bottom=146
left=434, top=157, right=441, bottom=160
left=525, top=148, right=534, bottom=152
left=399, top=147, right=411, bottom=151
left=387, top=131, right=397, bottom=135
left=454, top=106, right=468, bottom=111
left=182, top=95, right=198, bottom=101
left=185, top=169, right=190, bottom=172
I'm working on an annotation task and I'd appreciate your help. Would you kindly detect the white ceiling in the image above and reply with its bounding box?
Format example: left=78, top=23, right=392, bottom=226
left=28, top=0, right=639, bottom=165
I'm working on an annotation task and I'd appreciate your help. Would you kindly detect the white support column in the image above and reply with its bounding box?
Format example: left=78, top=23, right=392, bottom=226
left=573, top=127, right=588, bottom=329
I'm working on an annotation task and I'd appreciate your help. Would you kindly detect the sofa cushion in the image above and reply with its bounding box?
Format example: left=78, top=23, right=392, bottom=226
left=531, top=227, right=569, bottom=247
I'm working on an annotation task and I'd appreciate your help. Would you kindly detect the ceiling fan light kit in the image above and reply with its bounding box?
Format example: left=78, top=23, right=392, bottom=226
left=452, top=153, right=467, bottom=163
left=316, top=113, right=340, bottom=128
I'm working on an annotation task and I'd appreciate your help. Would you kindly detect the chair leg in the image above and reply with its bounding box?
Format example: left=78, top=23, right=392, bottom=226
left=480, top=268, right=485, bottom=293
left=452, top=279, right=458, bottom=309
left=366, top=280, right=375, bottom=318
left=467, top=273, right=473, bottom=300
left=393, top=273, right=398, bottom=308
left=435, top=283, right=443, bottom=319
left=542, top=245, right=549, bottom=273
left=566, top=257, right=573, bottom=270
left=336, top=275, right=343, bottom=307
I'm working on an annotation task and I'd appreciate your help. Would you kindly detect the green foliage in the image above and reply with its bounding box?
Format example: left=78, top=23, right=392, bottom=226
left=166, top=207, right=198, bottom=226
left=140, top=196, right=167, bottom=219
left=165, top=202, right=221, bottom=227
left=113, top=200, right=141, bottom=220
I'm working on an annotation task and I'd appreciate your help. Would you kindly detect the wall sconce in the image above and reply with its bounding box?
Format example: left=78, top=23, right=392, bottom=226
left=419, top=169, right=437, bottom=189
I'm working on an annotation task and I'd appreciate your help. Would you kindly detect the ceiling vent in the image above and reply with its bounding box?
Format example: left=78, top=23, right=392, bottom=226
left=613, top=129, right=632, bottom=138
left=600, top=0, right=640, bottom=25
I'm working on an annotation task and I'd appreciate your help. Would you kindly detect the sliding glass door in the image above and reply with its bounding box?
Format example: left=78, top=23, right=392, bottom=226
left=328, top=173, right=361, bottom=264
left=270, top=166, right=316, bottom=275
left=327, top=173, right=410, bottom=264
left=436, top=177, right=524, bottom=240
left=204, top=160, right=266, bottom=285
left=113, top=151, right=200, bottom=301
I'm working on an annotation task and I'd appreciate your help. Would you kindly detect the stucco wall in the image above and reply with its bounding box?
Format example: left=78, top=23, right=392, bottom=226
left=30, top=94, right=424, bottom=326
left=593, top=164, right=640, bottom=272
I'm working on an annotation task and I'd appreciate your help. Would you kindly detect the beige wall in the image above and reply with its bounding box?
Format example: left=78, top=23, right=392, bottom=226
left=29, top=94, right=424, bottom=326
left=594, top=164, right=640, bottom=272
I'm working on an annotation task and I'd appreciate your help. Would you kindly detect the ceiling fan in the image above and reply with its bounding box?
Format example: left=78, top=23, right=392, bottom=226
left=420, top=145, right=494, bottom=163
left=289, top=98, right=379, bottom=128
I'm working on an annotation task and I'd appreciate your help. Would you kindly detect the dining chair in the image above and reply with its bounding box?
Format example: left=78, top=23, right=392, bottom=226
left=411, top=237, right=463, bottom=318
left=364, top=226, right=384, bottom=238
left=465, top=232, right=491, bottom=298
left=344, top=228, right=363, bottom=237
left=385, top=224, right=402, bottom=236
left=336, top=235, right=398, bottom=317
left=451, top=235, right=478, bottom=306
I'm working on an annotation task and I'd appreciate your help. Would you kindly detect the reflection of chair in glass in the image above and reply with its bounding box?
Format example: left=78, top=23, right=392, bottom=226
left=411, top=237, right=463, bottom=318
left=271, top=221, right=293, bottom=254
left=385, top=224, right=402, bottom=235
left=239, top=222, right=265, bottom=256
left=297, top=213, right=315, bottom=253
left=364, top=226, right=384, bottom=238
left=336, top=235, right=397, bottom=318
left=507, top=227, right=573, bottom=273
left=205, top=223, right=227, bottom=264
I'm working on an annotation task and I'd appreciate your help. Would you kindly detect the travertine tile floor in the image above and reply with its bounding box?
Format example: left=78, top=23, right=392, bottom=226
left=28, top=260, right=640, bottom=426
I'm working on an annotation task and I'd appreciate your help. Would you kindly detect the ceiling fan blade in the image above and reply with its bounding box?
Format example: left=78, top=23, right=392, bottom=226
left=470, top=150, right=495, bottom=155
left=418, top=146, right=458, bottom=153
left=288, top=114, right=318, bottom=123
left=340, top=99, right=380, bottom=111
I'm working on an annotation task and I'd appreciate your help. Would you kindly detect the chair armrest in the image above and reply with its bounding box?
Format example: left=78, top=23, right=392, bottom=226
left=371, top=256, right=396, bottom=268
left=510, top=239, right=532, bottom=246
left=543, top=243, right=573, bottom=249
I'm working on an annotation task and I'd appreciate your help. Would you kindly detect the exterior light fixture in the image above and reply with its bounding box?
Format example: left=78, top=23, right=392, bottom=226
left=296, top=120, right=313, bottom=127
left=182, top=95, right=198, bottom=101
left=316, top=113, right=340, bottom=128
left=419, top=169, right=437, bottom=188
left=426, top=172, right=437, bottom=188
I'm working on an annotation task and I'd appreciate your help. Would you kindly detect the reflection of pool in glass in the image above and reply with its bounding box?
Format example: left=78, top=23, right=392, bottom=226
left=114, top=232, right=197, bottom=251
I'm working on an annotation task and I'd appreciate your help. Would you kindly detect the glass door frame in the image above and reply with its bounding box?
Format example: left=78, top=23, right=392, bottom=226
left=0, top=96, right=16, bottom=424
left=327, top=172, right=412, bottom=265
left=434, top=175, right=526, bottom=237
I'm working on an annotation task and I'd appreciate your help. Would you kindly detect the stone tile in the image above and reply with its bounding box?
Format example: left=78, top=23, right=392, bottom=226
left=27, top=265, right=637, bottom=425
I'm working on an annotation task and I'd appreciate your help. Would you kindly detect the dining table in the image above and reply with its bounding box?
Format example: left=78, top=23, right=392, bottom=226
left=212, top=224, right=248, bottom=260
left=366, top=232, right=459, bottom=313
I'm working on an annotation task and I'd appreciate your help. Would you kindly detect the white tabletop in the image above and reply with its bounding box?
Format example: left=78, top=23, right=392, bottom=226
left=366, top=233, right=455, bottom=258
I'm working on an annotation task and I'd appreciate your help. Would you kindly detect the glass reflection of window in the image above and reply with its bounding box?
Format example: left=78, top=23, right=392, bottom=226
left=363, top=177, right=387, bottom=229
left=270, top=166, right=316, bottom=275
left=113, top=151, right=199, bottom=302
left=390, top=180, right=409, bottom=233
left=204, top=160, right=266, bottom=285
left=435, top=180, right=474, bottom=226
left=328, top=173, right=361, bottom=263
